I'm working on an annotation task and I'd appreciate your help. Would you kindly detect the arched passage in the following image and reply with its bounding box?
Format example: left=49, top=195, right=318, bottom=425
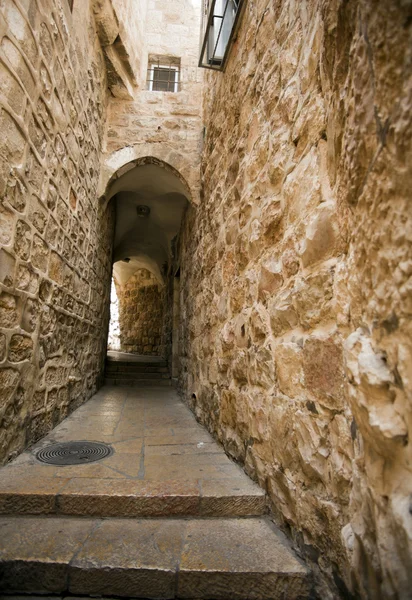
left=98, top=145, right=200, bottom=206
left=105, top=156, right=192, bottom=369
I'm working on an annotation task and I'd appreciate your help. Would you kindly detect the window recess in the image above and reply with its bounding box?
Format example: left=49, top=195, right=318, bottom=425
left=147, top=56, right=181, bottom=92
left=199, top=0, right=245, bottom=70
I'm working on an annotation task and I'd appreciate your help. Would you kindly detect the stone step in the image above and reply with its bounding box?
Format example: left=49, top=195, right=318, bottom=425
left=0, top=516, right=311, bottom=599
left=104, top=371, right=170, bottom=379
left=104, top=377, right=172, bottom=386
left=0, top=476, right=266, bottom=519
left=105, top=365, right=169, bottom=373
left=106, top=360, right=168, bottom=369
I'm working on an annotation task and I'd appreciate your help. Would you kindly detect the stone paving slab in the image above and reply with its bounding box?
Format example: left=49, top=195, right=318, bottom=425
left=0, top=517, right=95, bottom=594
left=179, top=519, right=310, bottom=599
left=106, top=365, right=170, bottom=372
left=107, top=351, right=166, bottom=363
left=0, top=516, right=311, bottom=599
left=0, top=386, right=265, bottom=518
left=105, top=378, right=172, bottom=386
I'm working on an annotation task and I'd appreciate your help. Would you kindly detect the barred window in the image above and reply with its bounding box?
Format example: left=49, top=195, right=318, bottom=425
left=147, top=57, right=181, bottom=92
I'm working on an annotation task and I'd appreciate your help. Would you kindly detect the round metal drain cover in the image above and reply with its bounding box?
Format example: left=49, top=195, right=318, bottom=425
left=35, top=441, right=114, bottom=466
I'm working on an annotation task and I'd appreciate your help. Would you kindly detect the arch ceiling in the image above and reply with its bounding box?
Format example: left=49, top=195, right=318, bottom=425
left=111, top=162, right=190, bottom=286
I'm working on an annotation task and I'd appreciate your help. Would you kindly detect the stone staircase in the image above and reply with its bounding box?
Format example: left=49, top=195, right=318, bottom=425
left=104, top=354, right=171, bottom=386
left=0, top=516, right=311, bottom=599
left=0, top=385, right=312, bottom=599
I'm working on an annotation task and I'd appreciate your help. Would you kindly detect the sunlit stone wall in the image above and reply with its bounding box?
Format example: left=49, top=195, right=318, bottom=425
left=178, top=1, right=412, bottom=597
left=0, top=0, right=113, bottom=464
left=108, top=270, right=165, bottom=356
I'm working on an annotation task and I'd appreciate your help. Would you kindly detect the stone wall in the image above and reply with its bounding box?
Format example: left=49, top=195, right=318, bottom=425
left=101, top=0, right=203, bottom=203
left=178, top=1, right=412, bottom=598
left=92, top=0, right=148, bottom=99
left=110, top=0, right=148, bottom=83
left=111, top=270, right=165, bottom=356
left=0, top=0, right=113, bottom=465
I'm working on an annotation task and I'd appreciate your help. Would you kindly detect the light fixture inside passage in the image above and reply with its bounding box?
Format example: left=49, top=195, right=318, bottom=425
left=136, top=205, right=151, bottom=217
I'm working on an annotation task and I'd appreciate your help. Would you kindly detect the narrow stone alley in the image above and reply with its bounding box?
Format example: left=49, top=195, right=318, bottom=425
left=0, top=381, right=309, bottom=598
left=0, top=0, right=411, bottom=598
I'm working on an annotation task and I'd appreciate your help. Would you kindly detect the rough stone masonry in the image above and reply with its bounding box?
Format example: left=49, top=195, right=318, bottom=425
left=0, top=0, right=114, bottom=463
left=177, top=1, right=412, bottom=598
left=109, top=269, right=165, bottom=356
left=0, top=0, right=202, bottom=466
left=0, top=0, right=411, bottom=599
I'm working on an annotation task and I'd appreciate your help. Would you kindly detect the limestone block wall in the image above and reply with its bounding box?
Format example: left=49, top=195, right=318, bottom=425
left=101, top=0, right=203, bottom=202
left=0, top=0, right=113, bottom=465
left=110, top=0, right=148, bottom=83
left=92, top=0, right=149, bottom=99
left=178, top=1, right=412, bottom=598
left=111, top=270, right=165, bottom=356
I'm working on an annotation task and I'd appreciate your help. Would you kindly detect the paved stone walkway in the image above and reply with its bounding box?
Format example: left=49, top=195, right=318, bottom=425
left=0, top=385, right=310, bottom=598
left=0, top=385, right=264, bottom=517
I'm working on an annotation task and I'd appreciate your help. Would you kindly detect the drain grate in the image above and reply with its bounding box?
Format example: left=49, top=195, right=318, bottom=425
left=35, top=441, right=114, bottom=466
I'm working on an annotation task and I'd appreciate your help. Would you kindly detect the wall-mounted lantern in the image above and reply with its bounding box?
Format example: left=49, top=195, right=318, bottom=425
left=136, top=205, right=151, bottom=218
left=199, top=0, right=246, bottom=71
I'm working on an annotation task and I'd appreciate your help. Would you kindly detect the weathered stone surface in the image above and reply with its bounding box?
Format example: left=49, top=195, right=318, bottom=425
left=179, top=518, right=309, bottom=600
left=0, top=0, right=114, bottom=465
left=108, top=270, right=165, bottom=355
left=302, top=337, right=345, bottom=411
left=31, top=235, right=49, bottom=273
left=0, top=206, right=15, bottom=246
left=0, top=472, right=68, bottom=515
left=0, top=515, right=309, bottom=599
left=8, top=335, right=33, bottom=363
left=0, top=368, right=19, bottom=405
left=0, top=516, right=96, bottom=593
left=0, top=0, right=410, bottom=598
left=0, top=385, right=265, bottom=519
left=176, top=2, right=412, bottom=598
left=14, top=221, right=31, bottom=260
left=69, top=518, right=182, bottom=597
left=0, top=249, right=15, bottom=287
left=0, top=333, right=6, bottom=363
left=0, top=293, right=19, bottom=329
left=16, top=264, right=38, bottom=294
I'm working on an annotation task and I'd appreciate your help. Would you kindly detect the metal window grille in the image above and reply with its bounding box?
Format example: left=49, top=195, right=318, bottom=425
left=199, top=0, right=245, bottom=70
left=147, top=61, right=181, bottom=92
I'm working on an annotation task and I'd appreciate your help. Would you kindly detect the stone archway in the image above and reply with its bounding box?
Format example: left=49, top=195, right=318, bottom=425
left=98, top=144, right=200, bottom=206
left=104, top=154, right=192, bottom=366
